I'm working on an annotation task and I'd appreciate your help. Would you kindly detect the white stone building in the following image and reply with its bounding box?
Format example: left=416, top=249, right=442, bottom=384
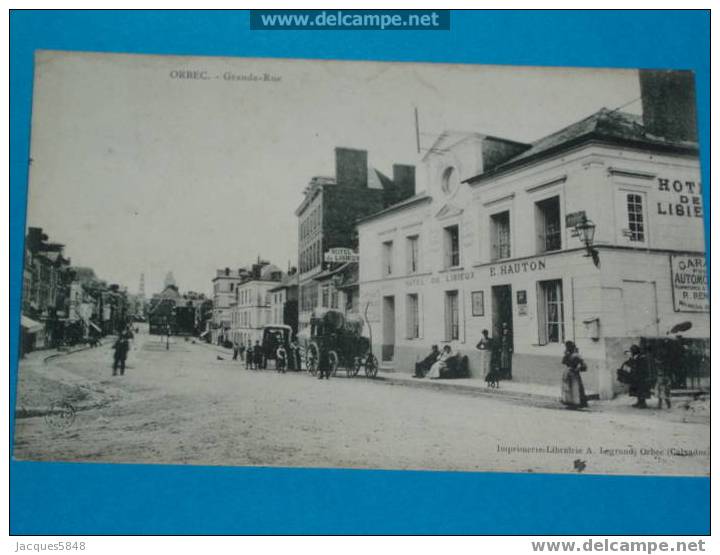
left=357, top=105, right=707, bottom=399
left=228, top=264, right=283, bottom=346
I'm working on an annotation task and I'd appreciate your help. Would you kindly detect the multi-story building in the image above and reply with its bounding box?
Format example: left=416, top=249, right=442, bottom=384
left=268, top=270, right=299, bottom=335
left=229, top=263, right=283, bottom=346
left=295, top=147, right=415, bottom=335
left=357, top=71, right=708, bottom=399
left=211, top=267, right=249, bottom=344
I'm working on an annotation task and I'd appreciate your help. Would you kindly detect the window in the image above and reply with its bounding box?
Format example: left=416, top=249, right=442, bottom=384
left=444, top=290, right=459, bottom=341
left=627, top=193, right=645, bottom=242
left=536, top=196, right=561, bottom=252
left=537, top=280, right=564, bottom=344
left=330, top=288, right=339, bottom=309
left=441, top=166, right=460, bottom=195
left=407, top=235, right=420, bottom=274
left=443, top=225, right=460, bottom=268
left=382, top=241, right=394, bottom=276
left=321, top=285, right=329, bottom=308
left=230, top=283, right=234, bottom=292
left=406, top=294, right=420, bottom=339
left=491, top=211, right=511, bottom=260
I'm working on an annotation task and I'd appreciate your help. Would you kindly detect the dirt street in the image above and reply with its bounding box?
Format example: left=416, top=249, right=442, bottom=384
left=13, top=329, right=709, bottom=476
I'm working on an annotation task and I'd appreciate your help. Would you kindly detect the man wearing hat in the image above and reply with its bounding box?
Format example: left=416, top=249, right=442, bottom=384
left=624, top=344, right=653, bottom=408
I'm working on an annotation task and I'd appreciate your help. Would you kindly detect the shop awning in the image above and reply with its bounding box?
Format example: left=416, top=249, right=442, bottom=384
left=21, top=316, right=44, bottom=333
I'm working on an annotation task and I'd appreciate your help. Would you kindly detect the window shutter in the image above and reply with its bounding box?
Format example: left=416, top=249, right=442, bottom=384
left=536, top=282, right=547, bottom=345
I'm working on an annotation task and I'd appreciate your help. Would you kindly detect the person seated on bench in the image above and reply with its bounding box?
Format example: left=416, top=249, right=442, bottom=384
left=427, top=345, right=453, bottom=379
left=414, top=345, right=440, bottom=378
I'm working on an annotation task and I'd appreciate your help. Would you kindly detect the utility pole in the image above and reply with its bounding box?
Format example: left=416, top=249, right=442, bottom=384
left=414, top=107, right=421, bottom=154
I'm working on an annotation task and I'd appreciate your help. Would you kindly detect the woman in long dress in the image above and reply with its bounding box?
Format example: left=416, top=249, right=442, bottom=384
left=427, top=345, right=452, bottom=379
left=560, top=341, right=588, bottom=409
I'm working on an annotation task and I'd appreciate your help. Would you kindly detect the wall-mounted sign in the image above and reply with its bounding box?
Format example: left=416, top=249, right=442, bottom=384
left=657, top=178, right=703, bottom=219
left=565, top=211, right=587, bottom=228
left=324, top=248, right=359, bottom=263
left=516, top=290, right=528, bottom=316
left=489, top=258, right=546, bottom=277
left=471, top=291, right=484, bottom=317
left=670, top=255, right=709, bottom=312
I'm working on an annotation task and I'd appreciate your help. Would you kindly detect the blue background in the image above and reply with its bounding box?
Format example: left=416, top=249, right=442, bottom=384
left=10, top=10, right=710, bottom=535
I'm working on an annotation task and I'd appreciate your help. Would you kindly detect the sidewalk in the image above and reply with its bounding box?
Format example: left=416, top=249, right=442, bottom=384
left=376, top=370, right=564, bottom=404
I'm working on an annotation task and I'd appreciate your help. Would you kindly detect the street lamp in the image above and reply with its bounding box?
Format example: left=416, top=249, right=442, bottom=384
left=575, top=218, right=600, bottom=267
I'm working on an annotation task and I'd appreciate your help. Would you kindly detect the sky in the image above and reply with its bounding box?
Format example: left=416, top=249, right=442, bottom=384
left=26, top=52, right=641, bottom=296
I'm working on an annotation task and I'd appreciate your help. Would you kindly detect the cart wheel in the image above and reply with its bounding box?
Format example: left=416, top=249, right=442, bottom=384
left=365, top=353, right=378, bottom=378
left=329, top=351, right=339, bottom=376
left=306, top=342, right=319, bottom=376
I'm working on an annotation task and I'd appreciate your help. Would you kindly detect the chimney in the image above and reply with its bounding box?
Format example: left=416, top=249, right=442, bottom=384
left=335, top=147, right=368, bottom=188
left=392, top=164, right=416, bottom=201
left=639, top=69, right=697, bottom=142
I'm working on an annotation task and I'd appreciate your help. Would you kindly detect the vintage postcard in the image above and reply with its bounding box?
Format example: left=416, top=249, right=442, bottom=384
left=14, top=51, right=709, bottom=477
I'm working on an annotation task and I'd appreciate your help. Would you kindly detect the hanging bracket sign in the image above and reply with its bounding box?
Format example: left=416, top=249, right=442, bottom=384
left=324, top=248, right=359, bottom=263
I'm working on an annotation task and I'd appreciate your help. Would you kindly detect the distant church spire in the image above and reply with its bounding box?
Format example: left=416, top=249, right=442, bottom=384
left=138, top=273, right=146, bottom=300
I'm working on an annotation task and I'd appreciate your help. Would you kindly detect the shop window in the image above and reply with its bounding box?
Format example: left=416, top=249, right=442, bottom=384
left=407, top=235, right=420, bottom=274
left=406, top=294, right=420, bottom=339
left=536, top=196, right=561, bottom=253
left=382, top=240, right=394, bottom=276
left=443, top=225, right=460, bottom=269
left=330, top=288, right=339, bottom=309
left=627, top=193, right=645, bottom=242
left=321, top=285, right=329, bottom=308
left=537, top=279, right=564, bottom=344
left=444, top=290, right=459, bottom=341
left=491, top=211, right=511, bottom=260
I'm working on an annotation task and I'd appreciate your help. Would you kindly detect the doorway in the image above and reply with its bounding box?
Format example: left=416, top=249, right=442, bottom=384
left=622, top=280, right=659, bottom=336
left=492, top=285, right=513, bottom=342
left=382, top=295, right=396, bottom=363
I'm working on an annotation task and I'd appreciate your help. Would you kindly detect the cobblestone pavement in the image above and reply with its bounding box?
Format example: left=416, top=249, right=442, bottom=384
left=12, top=329, right=709, bottom=476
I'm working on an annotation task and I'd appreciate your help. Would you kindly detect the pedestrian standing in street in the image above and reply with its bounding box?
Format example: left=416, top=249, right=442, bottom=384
left=253, top=340, right=263, bottom=369
left=499, top=322, right=513, bottom=379
left=112, top=331, right=130, bottom=376
left=317, top=343, right=331, bottom=380
left=245, top=344, right=255, bottom=369
left=621, top=344, right=653, bottom=408
left=477, top=330, right=499, bottom=387
left=239, top=343, right=246, bottom=362
left=232, top=340, right=240, bottom=361
left=560, top=341, right=588, bottom=409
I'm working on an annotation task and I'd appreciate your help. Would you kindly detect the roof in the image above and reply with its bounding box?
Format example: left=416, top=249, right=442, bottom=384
left=356, top=193, right=432, bottom=225
left=269, top=273, right=299, bottom=292
left=467, top=108, right=699, bottom=184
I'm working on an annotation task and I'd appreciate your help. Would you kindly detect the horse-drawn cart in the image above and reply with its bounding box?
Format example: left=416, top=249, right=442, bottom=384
left=302, top=310, right=378, bottom=378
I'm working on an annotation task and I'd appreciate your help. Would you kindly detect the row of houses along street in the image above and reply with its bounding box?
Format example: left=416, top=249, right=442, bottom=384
left=205, top=69, right=709, bottom=401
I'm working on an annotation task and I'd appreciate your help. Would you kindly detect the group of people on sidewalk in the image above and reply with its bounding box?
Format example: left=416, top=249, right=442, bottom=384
left=413, top=322, right=514, bottom=383
left=561, top=341, right=673, bottom=411
left=411, top=320, right=676, bottom=411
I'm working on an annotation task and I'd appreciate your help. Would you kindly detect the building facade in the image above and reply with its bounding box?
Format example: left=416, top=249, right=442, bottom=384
left=358, top=101, right=707, bottom=399
left=269, top=271, right=299, bottom=335
left=211, top=267, right=249, bottom=343
left=228, top=263, right=283, bottom=346
left=295, top=147, right=415, bottom=335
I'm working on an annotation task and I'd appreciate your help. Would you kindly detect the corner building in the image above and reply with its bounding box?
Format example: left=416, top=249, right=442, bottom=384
left=358, top=105, right=708, bottom=399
